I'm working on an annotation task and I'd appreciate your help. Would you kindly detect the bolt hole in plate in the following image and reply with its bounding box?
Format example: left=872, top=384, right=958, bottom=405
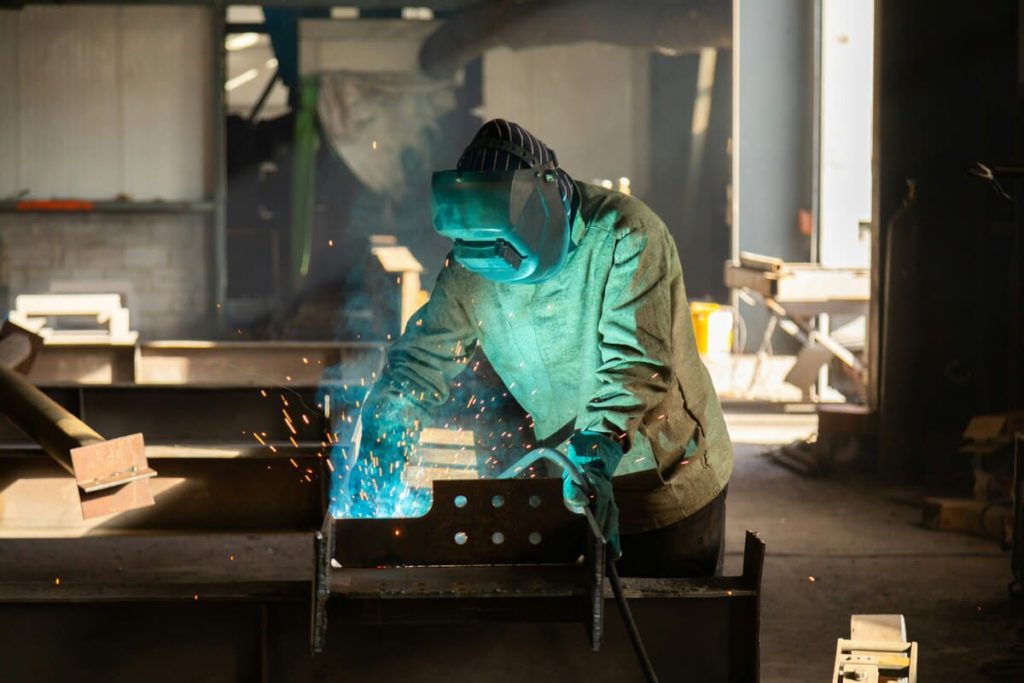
left=331, top=479, right=584, bottom=567
left=491, top=495, right=505, bottom=508
left=491, top=531, right=505, bottom=545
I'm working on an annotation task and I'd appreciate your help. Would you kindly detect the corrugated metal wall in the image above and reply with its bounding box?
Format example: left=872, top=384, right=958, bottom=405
left=0, top=6, right=212, bottom=201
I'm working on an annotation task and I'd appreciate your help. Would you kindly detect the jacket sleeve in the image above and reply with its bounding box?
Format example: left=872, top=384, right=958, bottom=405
left=577, top=226, right=677, bottom=451
left=381, top=259, right=478, bottom=407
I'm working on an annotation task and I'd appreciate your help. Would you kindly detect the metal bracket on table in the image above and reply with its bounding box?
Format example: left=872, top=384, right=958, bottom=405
left=310, top=477, right=604, bottom=654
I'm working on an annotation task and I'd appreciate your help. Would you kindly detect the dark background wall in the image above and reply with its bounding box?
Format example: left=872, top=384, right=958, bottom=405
left=648, top=49, right=733, bottom=304
left=875, top=0, right=1022, bottom=485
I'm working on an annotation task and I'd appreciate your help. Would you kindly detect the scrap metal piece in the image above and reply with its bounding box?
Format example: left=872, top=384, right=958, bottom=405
left=0, top=357, right=156, bottom=519
left=309, top=514, right=334, bottom=656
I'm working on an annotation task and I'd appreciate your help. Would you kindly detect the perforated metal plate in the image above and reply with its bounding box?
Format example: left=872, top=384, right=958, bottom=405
left=331, top=478, right=586, bottom=568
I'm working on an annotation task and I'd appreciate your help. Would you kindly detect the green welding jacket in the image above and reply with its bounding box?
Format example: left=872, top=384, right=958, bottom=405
left=384, top=181, right=734, bottom=534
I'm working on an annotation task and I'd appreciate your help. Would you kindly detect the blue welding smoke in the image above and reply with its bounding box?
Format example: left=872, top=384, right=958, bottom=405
left=320, top=347, right=544, bottom=520
left=318, top=364, right=423, bottom=519
left=328, top=413, right=431, bottom=519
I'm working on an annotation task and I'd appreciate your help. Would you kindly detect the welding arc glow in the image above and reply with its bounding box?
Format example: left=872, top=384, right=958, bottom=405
left=328, top=394, right=431, bottom=520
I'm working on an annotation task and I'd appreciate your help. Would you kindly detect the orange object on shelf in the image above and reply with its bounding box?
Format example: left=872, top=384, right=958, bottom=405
left=15, top=199, right=95, bottom=212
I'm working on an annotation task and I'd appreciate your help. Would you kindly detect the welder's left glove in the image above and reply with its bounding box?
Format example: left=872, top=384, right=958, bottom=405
left=564, top=430, right=624, bottom=559
left=360, top=383, right=422, bottom=451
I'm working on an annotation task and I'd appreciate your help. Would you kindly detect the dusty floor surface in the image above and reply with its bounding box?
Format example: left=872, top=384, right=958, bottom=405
left=722, top=410, right=1022, bottom=682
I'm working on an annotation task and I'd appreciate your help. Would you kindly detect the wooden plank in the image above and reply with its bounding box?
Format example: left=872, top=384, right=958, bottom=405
left=414, top=446, right=477, bottom=467
left=775, top=268, right=870, bottom=303
left=420, top=427, right=475, bottom=447
left=13, top=293, right=123, bottom=316
left=738, top=251, right=784, bottom=272
left=403, top=465, right=479, bottom=489
left=723, top=263, right=777, bottom=298
left=921, top=497, right=1011, bottom=542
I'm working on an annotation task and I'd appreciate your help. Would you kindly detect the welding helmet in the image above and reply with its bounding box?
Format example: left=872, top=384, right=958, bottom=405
left=430, top=127, right=577, bottom=282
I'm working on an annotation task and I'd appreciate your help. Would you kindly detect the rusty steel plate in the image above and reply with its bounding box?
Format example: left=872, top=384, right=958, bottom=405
left=331, top=478, right=587, bottom=568
left=71, top=433, right=155, bottom=519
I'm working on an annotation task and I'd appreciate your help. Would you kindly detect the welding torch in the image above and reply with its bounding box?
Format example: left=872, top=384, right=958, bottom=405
left=499, top=448, right=661, bottom=683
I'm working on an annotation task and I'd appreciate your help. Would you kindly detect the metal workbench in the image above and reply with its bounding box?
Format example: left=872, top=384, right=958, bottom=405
left=725, top=253, right=870, bottom=397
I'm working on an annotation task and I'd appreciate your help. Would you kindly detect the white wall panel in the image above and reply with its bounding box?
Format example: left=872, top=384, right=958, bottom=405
left=0, top=6, right=212, bottom=201
left=17, top=7, right=121, bottom=198
left=0, top=13, right=21, bottom=198
left=121, top=6, right=212, bottom=200
left=482, top=44, right=650, bottom=198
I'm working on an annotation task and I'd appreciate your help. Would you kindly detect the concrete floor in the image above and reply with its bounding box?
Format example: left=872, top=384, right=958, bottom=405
left=722, top=412, right=1020, bottom=682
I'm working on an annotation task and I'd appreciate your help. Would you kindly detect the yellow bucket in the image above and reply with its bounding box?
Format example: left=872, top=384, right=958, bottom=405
left=690, top=302, right=733, bottom=355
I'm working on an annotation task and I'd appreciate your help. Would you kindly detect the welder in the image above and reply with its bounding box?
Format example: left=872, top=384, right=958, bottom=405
left=349, top=119, right=733, bottom=577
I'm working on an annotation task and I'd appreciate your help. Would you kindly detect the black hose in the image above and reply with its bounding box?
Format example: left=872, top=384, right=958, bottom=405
left=341, top=429, right=664, bottom=674
left=497, top=447, right=594, bottom=496
left=608, top=561, right=660, bottom=683
left=501, top=447, right=660, bottom=682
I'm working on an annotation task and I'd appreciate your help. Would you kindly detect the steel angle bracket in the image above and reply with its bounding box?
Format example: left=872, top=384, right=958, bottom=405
left=72, top=434, right=156, bottom=519
left=310, top=512, right=335, bottom=655
left=309, top=477, right=604, bottom=655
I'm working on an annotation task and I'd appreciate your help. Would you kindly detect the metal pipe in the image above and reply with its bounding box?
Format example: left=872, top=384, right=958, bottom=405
left=248, top=67, right=280, bottom=123
left=0, top=364, right=101, bottom=476
left=497, top=447, right=593, bottom=497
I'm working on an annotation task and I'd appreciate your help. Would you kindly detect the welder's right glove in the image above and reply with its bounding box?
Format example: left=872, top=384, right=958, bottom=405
left=563, top=430, right=624, bottom=559
left=344, top=382, right=424, bottom=517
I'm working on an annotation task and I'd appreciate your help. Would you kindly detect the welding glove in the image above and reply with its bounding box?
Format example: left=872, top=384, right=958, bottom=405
left=564, top=430, right=623, bottom=559
left=346, top=382, right=425, bottom=517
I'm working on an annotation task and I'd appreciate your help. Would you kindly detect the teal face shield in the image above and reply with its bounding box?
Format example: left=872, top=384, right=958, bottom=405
left=431, top=164, right=571, bottom=284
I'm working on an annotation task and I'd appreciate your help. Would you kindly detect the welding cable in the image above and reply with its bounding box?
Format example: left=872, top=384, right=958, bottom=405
left=499, top=448, right=661, bottom=683
left=607, top=561, right=660, bottom=683
left=497, top=447, right=594, bottom=498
